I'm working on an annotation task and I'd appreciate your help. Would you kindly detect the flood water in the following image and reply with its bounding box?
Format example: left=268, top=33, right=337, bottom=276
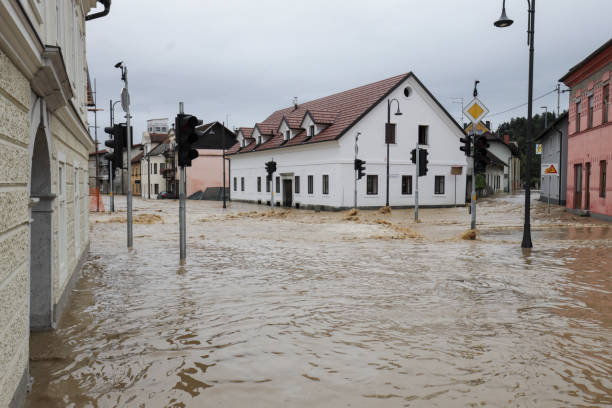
left=27, top=194, right=612, bottom=407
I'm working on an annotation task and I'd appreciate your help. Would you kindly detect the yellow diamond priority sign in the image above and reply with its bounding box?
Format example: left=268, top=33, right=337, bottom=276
left=464, top=97, right=489, bottom=124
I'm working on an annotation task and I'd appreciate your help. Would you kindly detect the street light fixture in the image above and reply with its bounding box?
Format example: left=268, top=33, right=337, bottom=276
left=494, top=0, right=535, bottom=249
left=386, top=98, right=402, bottom=207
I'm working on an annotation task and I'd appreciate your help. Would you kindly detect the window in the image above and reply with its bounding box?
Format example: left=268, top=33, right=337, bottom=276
left=576, top=100, right=581, bottom=132
left=604, top=85, right=609, bottom=124
left=160, top=163, right=165, bottom=173
left=601, top=160, right=607, bottom=197
left=154, top=184, right=159, bottom=194
left=418, top=125, right=429, bottom=145
left=266, top=177, right=270, bottom=193
left=322, top=175, right=329, bottom=195
left=295, top=176, right=300, bottom=194
left=309, top=125, right=315, bottom=137
left=241, top=177, right=245, bottom=191
left=148, top=127, right=152, bottom=132
left=285, top=130, right=290, bottom=141
left=402, top=175, right=412, bottom=195
left=153, top=163, right=157, bottom=174
left=155, top=127, right=161, bottom=132
left=257, top=177, right=261, bottom=192
left=434, top=176, right=445, bottom=195
left=258, top=136, right=262, bottom=145
left=234, top=177, right=237, bottom=191
left=308, top=175, right=314, bottom=194
left=276, top=176, right=280, bottom=193
left=366, top=175, right=378, bottom=195
left=588, top=95, right=594, bottom=129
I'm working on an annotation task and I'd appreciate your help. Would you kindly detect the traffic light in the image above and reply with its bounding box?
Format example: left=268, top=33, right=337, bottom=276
left=104, top=124, right=126, bottom=169
left=176, top=114, right=203, bottom=167
left=418, top=149, right=429, bottom=177
left=354, top=158, right=366, bottom=180
left=459, top=136, right=471, bottom=156
left=474, top=135, right=489, bottom=174
left=410, top=149, right=417, bottom=164
left=265, top=160, right=277, bottom=179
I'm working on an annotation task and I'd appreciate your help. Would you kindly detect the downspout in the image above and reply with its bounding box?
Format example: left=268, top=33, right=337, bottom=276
left=227, top=157, right=231, bottom=201
left=554, top=127, right=563, bottom=205
left=86, top=0, right=111, bottom=21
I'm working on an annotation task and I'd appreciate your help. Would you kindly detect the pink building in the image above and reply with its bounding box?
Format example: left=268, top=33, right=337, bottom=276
left=561, top=39, right=612, bottom=220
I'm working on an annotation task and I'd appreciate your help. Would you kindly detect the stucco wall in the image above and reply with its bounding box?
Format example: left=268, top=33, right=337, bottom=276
left=0, top=48, right=31, bottom=408
left=185, top=149, right=228, bottom=196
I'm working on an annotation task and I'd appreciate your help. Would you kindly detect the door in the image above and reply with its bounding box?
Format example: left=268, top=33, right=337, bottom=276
left=283, top=179, right=292, bottom=207
left=585, top=162, right=591, bottom=210
left=574, top=164, right=582, bottom=209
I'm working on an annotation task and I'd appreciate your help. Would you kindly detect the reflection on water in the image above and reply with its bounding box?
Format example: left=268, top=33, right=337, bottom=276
left=26, top=196, right=612, bottom=407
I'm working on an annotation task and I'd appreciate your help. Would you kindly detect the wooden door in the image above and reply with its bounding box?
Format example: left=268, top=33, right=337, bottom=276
left=585, top=162, right=591, bottom=210
left=574, top=164, right=582, bottom=209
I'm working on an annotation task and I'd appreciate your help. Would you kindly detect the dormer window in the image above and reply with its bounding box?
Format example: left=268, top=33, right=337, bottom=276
left=258, top=136, right=262, bottom=145
left=309, top=125, right=315, bottom=137
left=285, top=130, right=290, bottom=141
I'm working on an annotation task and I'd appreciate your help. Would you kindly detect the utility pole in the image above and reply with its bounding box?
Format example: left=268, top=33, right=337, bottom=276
left=108, top=99, right=114, bottom=212
left=415, top=142, right=419, bottom=221
left=115, top=62, right=133, bottom=248
left=556, top=84, right=561, bottom=117
left=270, top=158, right=275, bottom=208
left=147, top=148, right=151, bottom=199
left=222, top=121, right=227, bottom=208
left=94, top=79, right=99, bottom=211
left=470, top=128, right=477, bottom=230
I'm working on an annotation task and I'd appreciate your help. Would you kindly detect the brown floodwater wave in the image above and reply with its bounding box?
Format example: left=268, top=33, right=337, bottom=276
left=26, top=197, right=612, bottom=407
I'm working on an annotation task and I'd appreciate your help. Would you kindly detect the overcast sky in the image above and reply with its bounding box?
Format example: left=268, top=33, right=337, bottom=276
left=86, top=0, right=611, bottom=144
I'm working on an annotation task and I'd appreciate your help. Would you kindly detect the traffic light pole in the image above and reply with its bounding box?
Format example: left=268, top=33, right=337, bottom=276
left=125, top=70, right=133, bottom=249
left=109, top=161, right=114, bottom=212
left=354, top=133, right=359, bottom=209
left=415, top=143, right=419, bottom=221
left=470, top=130, right=476, bottom=230
left=179, top=102, right=187, bottom=262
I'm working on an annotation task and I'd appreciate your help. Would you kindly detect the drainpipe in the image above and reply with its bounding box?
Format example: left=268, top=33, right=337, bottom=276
left=554, top=127, right=563, bottom=205
left=86, top=0, right=111, bottom=21
left=227, top=157, right=231, bottom=201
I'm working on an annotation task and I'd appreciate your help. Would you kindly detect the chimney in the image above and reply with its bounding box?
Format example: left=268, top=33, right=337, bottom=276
left=293, top=96, right=298, bottom=111
left=504, top=134, right=510, bottom=145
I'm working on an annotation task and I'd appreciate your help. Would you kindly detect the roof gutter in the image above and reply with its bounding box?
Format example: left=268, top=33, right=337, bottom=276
left=86, top=0, right=111, bottom=21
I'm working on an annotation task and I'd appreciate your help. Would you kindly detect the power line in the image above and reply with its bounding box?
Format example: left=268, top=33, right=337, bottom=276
left=488, top=88, right=557, bottom=117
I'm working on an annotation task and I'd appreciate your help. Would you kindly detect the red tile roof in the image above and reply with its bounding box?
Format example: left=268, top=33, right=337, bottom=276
left=228, top=72, right=410, bottom=155
left=131, top=152, right=144, bottom=163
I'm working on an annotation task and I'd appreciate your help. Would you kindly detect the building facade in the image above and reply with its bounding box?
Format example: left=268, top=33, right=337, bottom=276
left=0, top=0, right=109, bottom=406
left=561, top=39, right=612, bottom=220
left=88, top=149, right=110, bottom=193
left=228, top=73, right=467, bottom=209
left=536, top=113, right=569, bottom=205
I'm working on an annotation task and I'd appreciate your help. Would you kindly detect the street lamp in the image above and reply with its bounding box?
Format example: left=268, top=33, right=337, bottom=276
left=494, top=0, right=535, bottom=249
left=386, top=98, right=402, bottom=207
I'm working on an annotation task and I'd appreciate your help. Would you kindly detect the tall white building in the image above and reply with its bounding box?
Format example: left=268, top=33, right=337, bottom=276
left=141, top=119, right=174, bottom=198
left=228, top=72, right=467, bottom=209
left=0, top=0, right=110, bottom=405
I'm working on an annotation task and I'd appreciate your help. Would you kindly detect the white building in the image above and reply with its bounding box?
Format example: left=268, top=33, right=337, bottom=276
left=141, top=119, right=174, bottom=198
left=0, top=0, right=109, bottom=405
left=228, top=73, right=468, bottom=209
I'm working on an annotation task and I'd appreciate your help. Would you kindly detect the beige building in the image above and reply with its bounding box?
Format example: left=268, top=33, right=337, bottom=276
left=0, top=0, right=110, bottom=406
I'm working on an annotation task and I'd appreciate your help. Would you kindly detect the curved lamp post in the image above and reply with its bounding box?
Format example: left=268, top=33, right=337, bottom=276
left=495, top=0, right=535, bottom=249
left=386, top=98, right=402, bottom=206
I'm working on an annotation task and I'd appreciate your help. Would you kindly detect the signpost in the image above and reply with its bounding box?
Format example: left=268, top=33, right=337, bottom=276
left=451, top=166, right=463, bottom=207
left=463, top=93, right=489, bottom=230
left=542, top=163, right=559, bottom=213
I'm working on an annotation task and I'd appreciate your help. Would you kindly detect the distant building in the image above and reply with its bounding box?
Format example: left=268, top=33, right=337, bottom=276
left=535, top=113, right=569, bottom=205
left=228, top=72, right=468, bottom=209
left=89, top=149, right=111, bottom=193
left=141, top=119, right=172, bottom=198
left=560, top=38, right=611, bottom=220
left=131, top=152, right=144, bottom=196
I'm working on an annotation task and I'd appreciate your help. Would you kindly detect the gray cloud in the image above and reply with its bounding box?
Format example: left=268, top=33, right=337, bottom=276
left=86, top=0, right=611, bottom=144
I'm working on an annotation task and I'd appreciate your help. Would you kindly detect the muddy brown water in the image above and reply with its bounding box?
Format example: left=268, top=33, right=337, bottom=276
left=26, top=195, right=612, bottom=407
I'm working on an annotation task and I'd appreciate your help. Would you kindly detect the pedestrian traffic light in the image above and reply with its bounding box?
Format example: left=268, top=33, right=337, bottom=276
left=474, top=135, right=489, bottom=174
left=104, top=124, right=126, bottom=169
left=176, top=113, right=202, bottom=167
left=459, top=136, right=471, bottom=156
left=410, top=148, right=417, bottom=164
left=418, top=149, right=429, bottom=177
left=354, top=158, right=366, bottom=180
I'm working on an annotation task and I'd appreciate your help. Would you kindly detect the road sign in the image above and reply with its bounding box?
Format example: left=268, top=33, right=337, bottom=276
left=542, top=163, right=559, bottom=176
left=451, top=166, right=463, bottom=175
left=121, top=88, right=130, bottom=112
left=463, top=97, right=489, bottom=124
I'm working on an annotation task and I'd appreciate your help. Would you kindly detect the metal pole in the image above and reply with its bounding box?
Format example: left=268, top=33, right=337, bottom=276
left=470, top=130, right=476, bottom=230
left=270, top=159, right=274, bottom=208
left=354, top=133, right=359, bottom=209
left=109, top=161, right=113, bottom=212
left=94, top=79, right=99, bottom=212
left=147, top=154, right=151, bottom=199
left=522, top=0, right=535, bottom=248
left=386, top=101, right=390, bottom=207
left=415, top=142, right=419, bottom=221
left=548, top=174, right=551, bottom=213
left=124, top=67, right=133, bottom=249
left=222, top=122, right=227, bottom=208
left=556, top=84, right=561, bottom=117
left=454, top=174, right=457, bottom=207
left=179, top=102, right=186, bottom=262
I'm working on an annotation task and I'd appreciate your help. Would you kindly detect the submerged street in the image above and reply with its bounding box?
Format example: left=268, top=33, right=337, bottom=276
left=26, top=195, right=611, bottom=407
